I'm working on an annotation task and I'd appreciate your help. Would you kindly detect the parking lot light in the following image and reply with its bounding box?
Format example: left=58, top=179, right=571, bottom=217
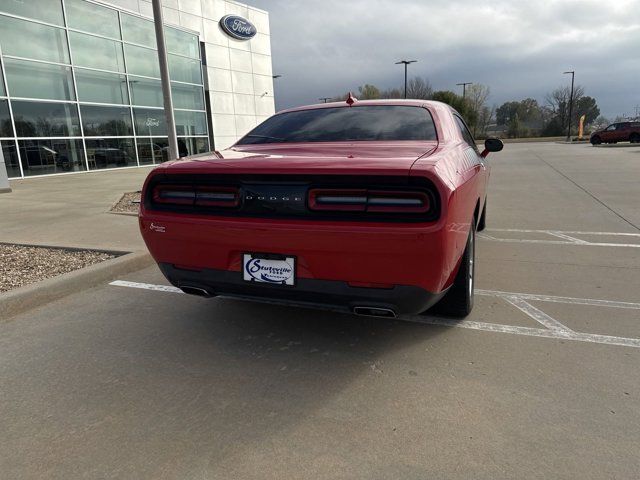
left=564, top=70, right=575, bottom=142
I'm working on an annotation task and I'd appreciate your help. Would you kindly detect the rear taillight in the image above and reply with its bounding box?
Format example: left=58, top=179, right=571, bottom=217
left=308, top=189, right=367, bottom=211
left=152, top=185, right=239, bottom=208
left=308, top=188, right=430, bottom=214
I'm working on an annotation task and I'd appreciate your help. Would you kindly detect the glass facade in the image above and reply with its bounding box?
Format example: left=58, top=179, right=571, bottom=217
left=0, top=0, right=209, bottom=178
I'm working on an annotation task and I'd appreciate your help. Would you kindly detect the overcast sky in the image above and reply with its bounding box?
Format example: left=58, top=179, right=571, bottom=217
left=248, top=0, right=639, bottom=118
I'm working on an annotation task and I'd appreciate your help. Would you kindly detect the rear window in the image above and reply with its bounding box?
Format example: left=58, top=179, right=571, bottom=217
left=236, top=105, right=437, bottom=144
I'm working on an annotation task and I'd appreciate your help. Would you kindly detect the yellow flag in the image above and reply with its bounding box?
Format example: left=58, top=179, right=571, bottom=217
left=578, top=115, right=586, bottom=139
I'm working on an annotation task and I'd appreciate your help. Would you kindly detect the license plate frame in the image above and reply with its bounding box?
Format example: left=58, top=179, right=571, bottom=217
left=242, top=253, right=296, bottom=287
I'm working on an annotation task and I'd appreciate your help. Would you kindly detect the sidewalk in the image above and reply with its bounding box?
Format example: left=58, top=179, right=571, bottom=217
left=0, top=168, right=154, bottom=252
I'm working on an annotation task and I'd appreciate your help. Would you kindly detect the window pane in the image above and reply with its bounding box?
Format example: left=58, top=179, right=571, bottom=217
left=18, top=139, right=85, bottom=176
left=237, top=106, right=437, bottom=144
left=129, top=77, right=163, bottom=107
left=180, top=137, right=209, bottom=156
left=65, top=0, right=120, bottom=39
left=171, top=83, right=204, bottom=110
left=0, top=16, right=69, bottom=63
left=2, top=140, right=21, bottom=178
left=69, top=31, right=124, bottom=72
left=133, top=108, right=166, bottom=136
left=12, top=101, right=80, bottom=137
left=80, top=105, right=133, bottom=136
left=137, top=137, right=169, bottom=165
left=0, top=63, right=5, bottom=96
left=1, top=100, right=12, bottom=137
left=86, top=138, right=135, bottom=170
left=75, top=69, right=128, bottom=104
left=169, top=55, right=202, bottom=84
left=4, top=58, right=74, bottom=101
left=175, top=111, right=207, bottom=136
left=121, top=13, right=155, bottom=48
left=125, top=44, right=160, bottom=78
left=0, top=0, right=64, bottom=25
left=165, top=27, right=199, bottom=58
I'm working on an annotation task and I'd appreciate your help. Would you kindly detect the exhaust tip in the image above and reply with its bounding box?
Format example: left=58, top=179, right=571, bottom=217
left=353, top=306, right=397, bottom=318
left=180, top=285, right=212, bottom=298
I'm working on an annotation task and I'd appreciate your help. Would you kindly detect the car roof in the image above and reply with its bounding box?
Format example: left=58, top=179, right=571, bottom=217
left=277, top=98, right=456, bottom=116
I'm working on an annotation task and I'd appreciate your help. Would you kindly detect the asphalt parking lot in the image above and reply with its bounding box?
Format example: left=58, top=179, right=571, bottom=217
left=1, top=142, right=639, bottom=479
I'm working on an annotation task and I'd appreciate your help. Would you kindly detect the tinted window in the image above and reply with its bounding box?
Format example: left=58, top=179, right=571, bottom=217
left=75, top=69, right=128, bottom=104
left=129, top=78, right=164, bottom=107
left=137, top=137, right=169, bottom=165
left=168, top=55, right=202, bottom=84
left=172, top=83, right=204, bottom=110
left=81, top=105, right=133, bottom=136
left=2, top=140, right=22, bottom=178
left=86, top=138, right=135, bottom=170
left=454, top=115, right=477, bottom=151
left=1, top=100, right=12, bottom=137
left=121, top=13, right=156, bottom=48
left=0, top=16, right=69, bottom=63
left=133, top=108, right=166, bottom=136
left=237, top=106, right=437, bottom=144
left=125, top=44, right=160, bottom=78
left=12, top=101, right=80, bottom=137
left=65, top=0, right=120, bottom=39
left=4, top=58, right=75, bottom=101
left=69, top=31, right=125, bottom=72
left=165, top=27, right=199, bottom=58
left=0, top=0, right=64, bottom=26
left=18, top=139, right=85, bottom=176
left=174, top=110, right=207, bottom=136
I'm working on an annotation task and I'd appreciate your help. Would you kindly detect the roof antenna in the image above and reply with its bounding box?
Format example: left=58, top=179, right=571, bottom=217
left=346, top=92, right=357, bottom=106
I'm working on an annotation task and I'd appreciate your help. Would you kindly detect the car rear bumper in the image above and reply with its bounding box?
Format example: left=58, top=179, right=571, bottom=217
left=158, top=262, right=445, bottom=315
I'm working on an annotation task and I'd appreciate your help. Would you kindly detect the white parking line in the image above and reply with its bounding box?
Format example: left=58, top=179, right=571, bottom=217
left=477, top=289, right=640, bottom=310
left=109, top=280, right=640, bottom=349
left=480, top=229, right=640, bottom=248
left=500, top=296, right=573, bottom=332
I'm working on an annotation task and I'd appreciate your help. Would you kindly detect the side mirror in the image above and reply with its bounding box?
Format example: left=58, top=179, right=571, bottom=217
left=481, top=138, right=503, bottom=158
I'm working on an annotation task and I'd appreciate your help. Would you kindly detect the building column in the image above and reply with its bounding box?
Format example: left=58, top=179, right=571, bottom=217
left=0, top=147, right=11, bottom=193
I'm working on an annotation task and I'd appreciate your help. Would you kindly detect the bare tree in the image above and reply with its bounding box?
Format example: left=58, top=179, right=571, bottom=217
left=545, top=85, right=585, bottom=133
left=406, top=77, right=433, bottom=100
left=466, top=84, right=491, bottom=136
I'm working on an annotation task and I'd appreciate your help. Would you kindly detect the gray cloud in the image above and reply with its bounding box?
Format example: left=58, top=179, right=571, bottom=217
left=250, top=0, right=640, bottom=118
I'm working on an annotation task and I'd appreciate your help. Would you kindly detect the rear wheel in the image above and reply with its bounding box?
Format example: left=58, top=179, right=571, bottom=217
left=630, top=133, right=640, bottom=143
left=432, top=223, right=475, bottom=317
left=591, top=135, right=602, bottom=145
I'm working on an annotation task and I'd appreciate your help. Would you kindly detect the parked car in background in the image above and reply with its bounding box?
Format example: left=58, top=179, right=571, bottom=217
left=139, top=98, right=503, bottom=318
left=590, top=121, right=640, bottom=145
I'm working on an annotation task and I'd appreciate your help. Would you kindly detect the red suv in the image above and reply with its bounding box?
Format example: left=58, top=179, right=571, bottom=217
left=590, top=121, right=640, bottom=145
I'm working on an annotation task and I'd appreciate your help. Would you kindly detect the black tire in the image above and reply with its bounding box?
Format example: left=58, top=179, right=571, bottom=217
left=432, top=223, right=475, bottom=317
left=630, top=133, right=640, bottom=143
left=477, top=200, right=487, bottom=232
left=591, top=135, right=602, bottom=145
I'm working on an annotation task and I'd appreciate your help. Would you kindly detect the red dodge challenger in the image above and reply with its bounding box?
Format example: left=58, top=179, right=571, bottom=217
left=139, top=98, right=503, bottom=317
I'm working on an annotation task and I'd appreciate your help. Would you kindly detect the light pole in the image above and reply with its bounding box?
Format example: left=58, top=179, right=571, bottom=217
left=319, top=97, right=331, bottom=103
left=151, top=0, right=178, bottom=161
left=456, top=82, right=472, bottom=99
left=564, top=70, right=575, bottom=142
left=395, top=60, right=417, bottom=99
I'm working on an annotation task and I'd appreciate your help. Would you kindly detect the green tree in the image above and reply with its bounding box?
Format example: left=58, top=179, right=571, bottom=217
left=432, top=90, right=478, bottom=129
left=357, top=84, right=381, bottom=100
left=575, top=96, right=600, bottom=125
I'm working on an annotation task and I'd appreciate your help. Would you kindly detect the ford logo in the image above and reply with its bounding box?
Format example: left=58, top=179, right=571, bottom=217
left=219, top=15, right=256, bottom=40
left=245, top=258, right=293, bottom=284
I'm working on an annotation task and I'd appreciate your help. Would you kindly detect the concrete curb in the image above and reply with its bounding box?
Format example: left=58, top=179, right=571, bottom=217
left=0, top=250, right=154, bottom=321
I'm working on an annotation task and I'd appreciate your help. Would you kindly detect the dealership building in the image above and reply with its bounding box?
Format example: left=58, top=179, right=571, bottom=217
left=0, top=0, right=274, bottom=181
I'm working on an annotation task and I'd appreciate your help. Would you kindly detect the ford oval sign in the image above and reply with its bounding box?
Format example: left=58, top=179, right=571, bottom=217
left=220, top=15, right=256, bottom=40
